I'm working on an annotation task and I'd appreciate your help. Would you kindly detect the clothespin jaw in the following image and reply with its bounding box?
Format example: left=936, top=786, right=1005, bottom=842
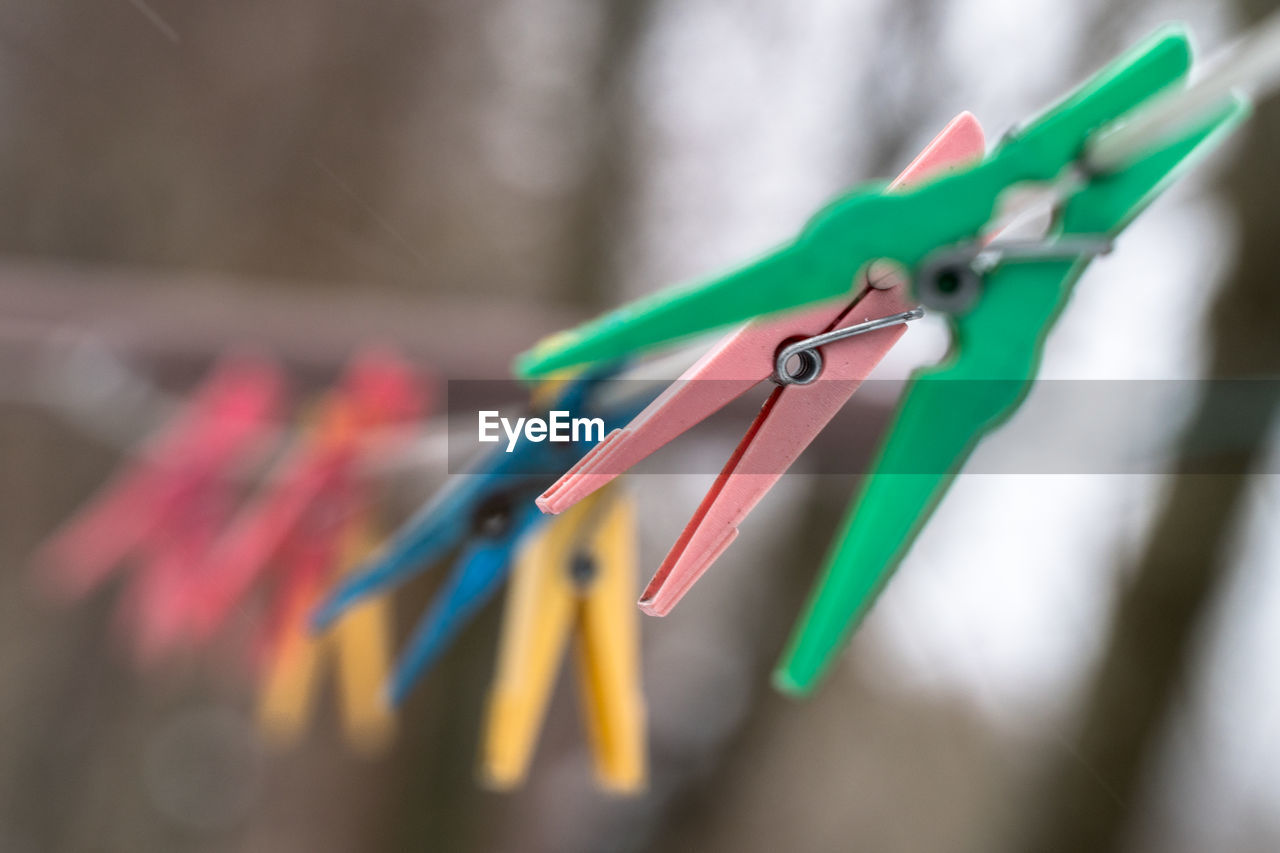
left=481, top=487, right=646, bottom=792
left=513, top=28, right=1194, bottom=379
left=774, top=96, right=1249, bottom=696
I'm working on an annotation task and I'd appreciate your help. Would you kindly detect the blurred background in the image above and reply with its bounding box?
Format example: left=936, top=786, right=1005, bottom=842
left=0, top=0, right=1278, bottom=851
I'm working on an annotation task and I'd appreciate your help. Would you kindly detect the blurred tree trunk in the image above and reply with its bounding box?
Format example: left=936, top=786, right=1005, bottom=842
left=1020, top=3, right=1280, bottom=850
left=371, top=3, right=660, bottom=850
left=558, top=0, right=657, bottom=308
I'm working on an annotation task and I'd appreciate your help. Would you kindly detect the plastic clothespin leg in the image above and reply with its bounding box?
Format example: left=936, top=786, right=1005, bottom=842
left=126, top=484, right=234, bottom=665
left=481, top=486, right=646, bottom=792
left=38, top=354, right=282, bottom=599
left=258, top=507, right=397, bottom=754
left=514, top=28, right=1195, bottom=378
left=630, top=114, right=986, bottom=616
left=383, top=497, right=548, bottom=705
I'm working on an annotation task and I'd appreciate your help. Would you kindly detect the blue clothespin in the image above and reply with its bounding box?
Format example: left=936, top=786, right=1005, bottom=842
left=312, top=367, right=652, bottom=704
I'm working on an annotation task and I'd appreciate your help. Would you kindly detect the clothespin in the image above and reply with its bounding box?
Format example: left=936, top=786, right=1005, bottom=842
left=311, top=368, right=654, bottom=705
left=511, top=27, right=1250, bottom=695
left=200, top=349, right=422, bottom=753
left=481, top=484, right=645, bottom=792
left=513, top=29, right=1236, bottom=379
left=38, top=353, right=284, bottom=664
left=536, top=113, right=986, bottom=616
left=775, top=63, right=1246, bottom=696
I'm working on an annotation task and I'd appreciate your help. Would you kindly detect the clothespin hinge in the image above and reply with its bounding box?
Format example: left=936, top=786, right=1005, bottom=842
left=772, top=308, right=925, bottom=387
left=915, top=236, right=1114, bottom=314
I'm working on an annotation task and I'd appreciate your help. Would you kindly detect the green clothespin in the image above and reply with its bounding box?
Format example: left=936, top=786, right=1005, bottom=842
left=512, top=27, right=1249, bottom=695
left=775, top=99, right=1246, bottom=694
left=515, top=28, right=1199, bottom=379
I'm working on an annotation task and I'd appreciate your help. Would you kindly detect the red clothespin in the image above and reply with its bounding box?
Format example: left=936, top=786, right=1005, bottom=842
left=536, top=113, right=986, bottom=616
left=197, top=349, right=421, bottom=752
left=38, top=353, right=285, bottom=663
left=196, top=348, right=423, bottom=656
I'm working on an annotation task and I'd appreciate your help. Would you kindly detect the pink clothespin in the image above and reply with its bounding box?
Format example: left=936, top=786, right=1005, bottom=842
left=193, top=348, right=422, bottom=666
left=537, top=113, right=986, bottom=616
left=38, top=353, right=285, bottom=663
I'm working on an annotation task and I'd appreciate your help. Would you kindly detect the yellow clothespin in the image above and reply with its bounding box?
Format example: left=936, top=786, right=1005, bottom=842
left=481, top=485, right=647, bottom=792
left=257, top=508, right=398, bottom=756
